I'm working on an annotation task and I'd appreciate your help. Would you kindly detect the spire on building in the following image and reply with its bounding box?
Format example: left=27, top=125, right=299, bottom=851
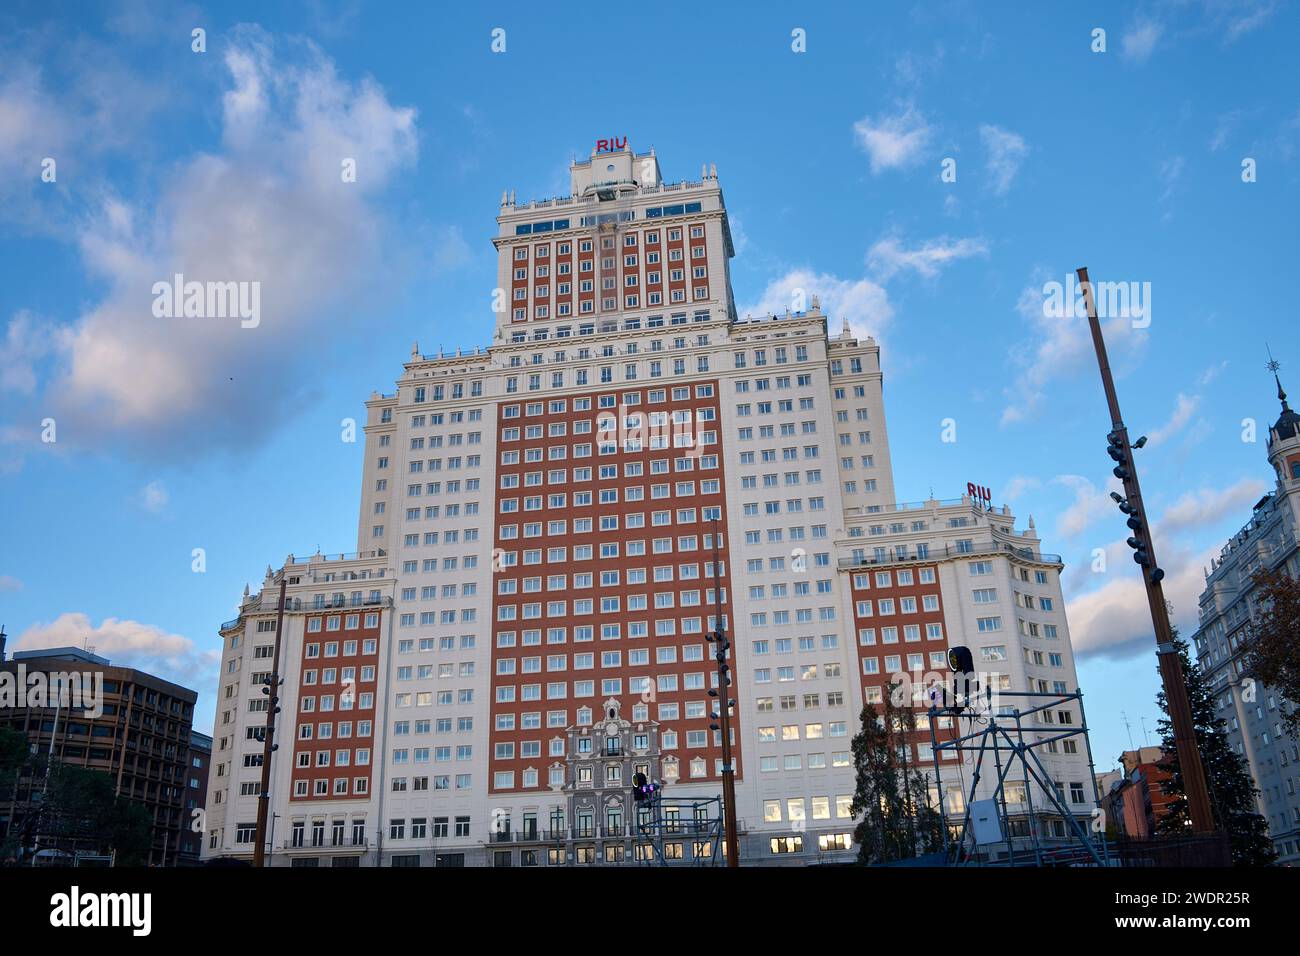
left=1266, top=346, right=1299, bottom=441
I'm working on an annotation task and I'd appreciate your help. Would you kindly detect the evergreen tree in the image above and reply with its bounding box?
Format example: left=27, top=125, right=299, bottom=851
left=849, top=680, right=944, bottom=863
left=0, top=724, right=29, bottom=797
left=1155, top=635, right=1277, bottom=866
left=1245, top=569, right=1300, bottom=741
left=21, top=764, right=153, bottom=865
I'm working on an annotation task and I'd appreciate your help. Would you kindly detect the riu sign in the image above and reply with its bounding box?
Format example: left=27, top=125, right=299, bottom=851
left=595, top=136, right=627, bottom=152
left=966, top=482, right=992, bottom=507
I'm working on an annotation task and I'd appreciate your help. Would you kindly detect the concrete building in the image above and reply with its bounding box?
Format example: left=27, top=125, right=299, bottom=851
left=1098, top=747, right=1174, bottom=839
left=204, top=554, right=395, bottom=867
left=1191, top=371, right=1300, bottom=864
left=0, top=647, right=198, bottom=866
left=178, top=730, right=212, bottom=865
left=202, top=142, right=1097, bottom=866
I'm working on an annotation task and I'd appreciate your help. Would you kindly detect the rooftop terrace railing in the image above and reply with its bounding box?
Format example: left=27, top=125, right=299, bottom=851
left=838, top=539, right=1062, bottom=570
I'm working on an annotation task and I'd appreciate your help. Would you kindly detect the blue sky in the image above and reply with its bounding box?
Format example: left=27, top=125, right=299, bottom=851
left=2, top=0, right=1297, bottom=770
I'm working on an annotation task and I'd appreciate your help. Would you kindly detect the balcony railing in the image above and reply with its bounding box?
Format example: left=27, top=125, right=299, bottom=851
left=307, top=595, right=393, bottom=610
left=285, top=835, right=369, bottom=850
left=488, top=827, right=548, bottom=843
left=490, top=825, right=651, bottom=843
left=842, top=497, right=970, bottom=518
left=223, top=594, right=393, bottom=628
left=295, top=549, right=387, bottom=564
left=838, top=539, right=1061, bottom=570
left=488, top=821, right=732, bottom=844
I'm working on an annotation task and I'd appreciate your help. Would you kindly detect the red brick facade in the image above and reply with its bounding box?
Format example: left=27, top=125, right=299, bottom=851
left=488, top=380, right=739, bottom=792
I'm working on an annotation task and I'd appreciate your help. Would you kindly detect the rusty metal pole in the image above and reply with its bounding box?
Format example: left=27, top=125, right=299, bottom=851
left=253, top=574, right=288, bottom=866
left=1076, top=267, right=1215, bottom=834
left=710, top=519, right=741, bottom=866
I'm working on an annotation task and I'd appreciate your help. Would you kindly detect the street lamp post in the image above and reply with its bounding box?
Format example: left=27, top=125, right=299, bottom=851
left=1077, top=266, right=1215, bottom=834
left=709, top=519, right=740, bottom=867
left=253, top=575, right=288, bottom=866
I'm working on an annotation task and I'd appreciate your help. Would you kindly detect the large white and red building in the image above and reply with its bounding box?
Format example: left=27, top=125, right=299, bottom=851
left=203, top=143, right=1097, bottom=866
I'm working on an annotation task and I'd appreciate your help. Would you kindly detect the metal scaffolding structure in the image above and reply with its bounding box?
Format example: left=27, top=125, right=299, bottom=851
left=633, top=793, right=724, bottom=867
left=926, top=688, right=1111, bottom=867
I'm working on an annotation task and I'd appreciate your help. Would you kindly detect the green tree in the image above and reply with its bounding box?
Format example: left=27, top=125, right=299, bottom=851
left=1156, top=635, right=1276, bottom=866
left=39, top=764, right=153, bottom=865
left=849, top=680, right=944, bottom=864
left=0, top=724, right=31, bottom=796
left=1245, top=569, right=1300, bottom=740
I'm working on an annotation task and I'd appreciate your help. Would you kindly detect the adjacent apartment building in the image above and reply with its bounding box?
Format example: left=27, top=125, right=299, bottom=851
left=1191, top=373, right=1300, bottom=865
left=0, top=646, right=199, bottom=866
left=1097, top=746, right=1175, bottom=839
left=202, top=142, right=1097, bottom=866
left=179, top=729, right=212, bottom=865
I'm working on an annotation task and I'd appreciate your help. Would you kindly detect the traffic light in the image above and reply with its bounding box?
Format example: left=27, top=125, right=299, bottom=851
left=1108, top=459, right=1164, bottom=583
left=947, top=645, right=974, bottom=674
left=946, top=645, right=976, bottom=714
left=1107, top=430, right=1130, bottom=481
left=1122, top=514, right=1162, bottom=581
left=632, top=772, right=659, bottom=803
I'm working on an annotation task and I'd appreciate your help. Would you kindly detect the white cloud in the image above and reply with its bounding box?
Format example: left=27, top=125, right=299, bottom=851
left=1216, top=0, right=1279, bottom=40
left=1209, top=110, right=1245, bottom=152
left=429, top=225, right=472, bottom=278
left=1159, top=477, right=1268, bottom=537
left=1158, top=156, right=1185, bottom=214
left=1121, top=20, right=1163, bottom=62
left=1000, top=277, right=1146, bottom=426
left=13, top=612, right=219, bottom=692
left=0, top=66, right=73, bottom=231
left=1066, top=477, right=1269, bottom=657
left=1197, top=359, right=1229, bottom=385
left=8, top=28, right=418, bottom=459
left=0, top=575, right=21, bottom=592
left=1146, top=392, right=1201, bottom=446
left=999, top=476, right=1041, bottom=503
left=852, top=106, right=932, bottom=174
left=0, top=65, right=66, bottom=168
left=893, top=45, right=946, bottom=88
left=0, top=311, right=55, bottom=395
left=1067, top=543, right=1210, bottom=657
left=0, top=36, right=172, bottom=232
left=866, top=235, right=988, bottom=280
left=728, top=216, right=750, bottom=256
left=140, top=479, right=168, bottom=514
left=740, top=269, right=893, bottom=343
left=979, top=124, right=1027, bottom=195
left=1054, top=474, right=1125, bottom=539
